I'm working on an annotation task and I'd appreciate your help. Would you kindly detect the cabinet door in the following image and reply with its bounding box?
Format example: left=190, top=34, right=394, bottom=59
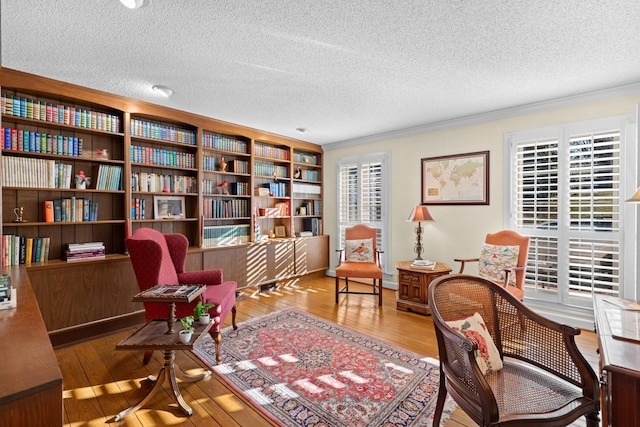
left=398, top=270, right=425, bottom=304
left=294, top=236, right=329, bottom=275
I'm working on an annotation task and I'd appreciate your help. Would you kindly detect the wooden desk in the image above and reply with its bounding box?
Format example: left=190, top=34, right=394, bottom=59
left=114, top=319, right=213, bottom=420
left=593, top=294, right=640, bottom=427
left=395, top=261, right=452, bottom=315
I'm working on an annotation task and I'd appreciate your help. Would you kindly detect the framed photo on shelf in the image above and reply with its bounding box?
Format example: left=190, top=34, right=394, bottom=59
left=421, top=150, right=489, bottom=205
left=275, top=225, right=286, bottom=238
left=154, top=195, right=186, bottom=219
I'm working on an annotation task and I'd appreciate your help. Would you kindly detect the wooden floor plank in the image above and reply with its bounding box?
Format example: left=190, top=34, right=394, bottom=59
left=55, top=275, right=597, bottom=426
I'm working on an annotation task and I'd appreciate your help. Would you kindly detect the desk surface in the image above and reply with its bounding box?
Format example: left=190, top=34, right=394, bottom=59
left=594, top=294, right=640, bottom=379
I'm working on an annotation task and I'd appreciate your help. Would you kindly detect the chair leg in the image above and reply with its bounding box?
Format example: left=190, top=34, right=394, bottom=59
left=142, top=350, right=153, bottom=365
left=377, top=279, right=382, bottom=306
left=213, top=331, right=222, bottom=364
left=231, top=304, right=238, bottom=330
left=433, top=368, right=448, bottom=427
left=335, top=276, right=340, bottom=303
left=585, top=412, right=600, bottom=427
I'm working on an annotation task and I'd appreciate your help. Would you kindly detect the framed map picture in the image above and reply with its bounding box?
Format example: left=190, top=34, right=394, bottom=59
left=421, top=151, right=489, bottom=205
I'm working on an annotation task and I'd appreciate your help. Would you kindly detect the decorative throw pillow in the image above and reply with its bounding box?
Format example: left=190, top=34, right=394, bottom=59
left=344, top=238, right=374, bottom=263
left=446, top=312, right=503, bottom=374
left=478, top=244, right=519, bottom=286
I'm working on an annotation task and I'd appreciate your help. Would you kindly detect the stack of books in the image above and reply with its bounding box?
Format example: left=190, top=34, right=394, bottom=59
left=64, top=242, right=105, bottom=262
left=411, top=259, right=436, bottom=270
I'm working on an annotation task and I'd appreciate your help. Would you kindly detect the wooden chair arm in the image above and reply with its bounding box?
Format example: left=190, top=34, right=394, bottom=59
left=454, top=257, right=479, bottom=274
left=335, top=248, right=345, bottom=267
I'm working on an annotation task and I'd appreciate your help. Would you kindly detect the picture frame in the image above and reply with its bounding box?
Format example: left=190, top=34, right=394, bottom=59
left=153, top=195, right=186, bottom=219
left=274, top=225, right=286, bottom=238
left=421, top=150, right=489, bottom=205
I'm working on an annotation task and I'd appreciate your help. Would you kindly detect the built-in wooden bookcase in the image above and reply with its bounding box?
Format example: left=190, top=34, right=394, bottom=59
left=0, top=89, right=126, bottom=260
left=201, top=131, right=252, bottom=247
left=253, top=140, right=293, bottom=238
left=129, top=115, right=199, bottom=245
left=292, top=149, right=323, bottom=236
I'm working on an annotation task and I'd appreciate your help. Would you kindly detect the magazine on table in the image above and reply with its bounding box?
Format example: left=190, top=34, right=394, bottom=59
left=411, top=260, right=436, bottom=270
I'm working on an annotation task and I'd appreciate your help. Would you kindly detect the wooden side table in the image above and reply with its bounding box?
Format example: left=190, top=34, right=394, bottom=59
left=396, top=261, right=451, bottom=315
left=114, top=284, right=212, bottom=421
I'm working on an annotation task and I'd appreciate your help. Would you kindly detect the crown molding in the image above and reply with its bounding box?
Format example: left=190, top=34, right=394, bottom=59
left=323, top=82, right=640, bottom=151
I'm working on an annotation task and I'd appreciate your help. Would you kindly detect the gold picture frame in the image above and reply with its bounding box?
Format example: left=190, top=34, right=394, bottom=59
left=421, top=150, right=489, bottom=205
left=274, top=225, right=286, bottom=238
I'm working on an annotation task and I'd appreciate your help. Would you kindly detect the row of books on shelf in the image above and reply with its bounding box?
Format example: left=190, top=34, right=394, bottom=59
left=202, top=224, right=250, bottom=247
left=202, top=133, right=248, bottom=153
left=261, top=182, right=288, bottom=197
left=203, top=198, right=250, bottom=219
left=298, top=200, right=322, bottom=216
left=94, top=164, right=123, bottom=190
left=130, top=119, right=196, bottom=145
left=254, top=143, right=290, bottom=160
left=254, top=162, right=288, bottom=179
left=292, top=182, right=322, bottom=198
left=131, top=198, right=147, bottom=220
left=296, top=169, right=320, bottom=181
left=131, top=172, right=196, bottom=193
left=1, top=94, right=121, bottom=133
left=202, top=180, right=248, bottom=196
left=1, top=235, right=50, bottom=266
left=44, top=198, right=99, bottom=222
left=2, top=156, right=73, bottom=188
left=63, top=241, right=105, bottom=262
left=2, top=127, right=84, bottom=156
left=130, top=145, right=196, bottom=168
left=203, top=156, right=249, bottom=174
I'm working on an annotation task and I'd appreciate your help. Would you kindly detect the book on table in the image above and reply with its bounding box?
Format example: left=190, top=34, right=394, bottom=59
left=135, top=284, right=204, bottom=301
left=411, top=260, right=436, bottom=270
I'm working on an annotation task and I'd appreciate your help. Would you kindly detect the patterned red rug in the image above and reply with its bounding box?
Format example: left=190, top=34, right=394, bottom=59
left=192, top=308, right=454, bottom=426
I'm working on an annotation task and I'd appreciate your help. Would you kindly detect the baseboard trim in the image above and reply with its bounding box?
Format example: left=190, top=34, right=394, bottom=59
left=49, top=311, right=146, bottom=348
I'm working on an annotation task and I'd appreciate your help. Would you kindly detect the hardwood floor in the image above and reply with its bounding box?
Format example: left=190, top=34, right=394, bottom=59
left=55, top=276, right=599, bottom=426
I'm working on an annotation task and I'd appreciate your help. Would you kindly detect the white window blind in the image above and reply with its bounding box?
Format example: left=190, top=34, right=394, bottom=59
left=337, top=153, right=388, bottom=271
left=510, top=121, right=626, bottom=310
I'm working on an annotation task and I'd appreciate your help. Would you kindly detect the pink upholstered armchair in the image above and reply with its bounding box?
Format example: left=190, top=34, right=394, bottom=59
left=125, top=227, right=237, bottom=364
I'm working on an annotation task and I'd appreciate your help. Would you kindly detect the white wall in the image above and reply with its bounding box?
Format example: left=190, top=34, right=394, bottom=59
left=323, top=92, right=640, bottom=288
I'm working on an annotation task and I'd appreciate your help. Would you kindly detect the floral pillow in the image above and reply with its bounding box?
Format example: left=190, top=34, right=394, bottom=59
left=446, top=312, right=503, bottom=374
left=478, top=244, right=519, bottom=286
left=344, top=238, right=374, bottom=263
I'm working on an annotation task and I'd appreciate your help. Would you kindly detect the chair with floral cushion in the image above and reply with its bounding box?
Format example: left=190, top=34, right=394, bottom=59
left=454, top=230, right=530, bottom=300
left=429, top=274, right=600, bottom=427
left=335, top=224, right=383, bottom=306
left=125, top=227, right=237, bottom=364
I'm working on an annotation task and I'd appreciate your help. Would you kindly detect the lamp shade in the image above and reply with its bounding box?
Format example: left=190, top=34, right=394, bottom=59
left=407, top=205, right=434, bottom=222
left=626, top=187, right=640, bottom=203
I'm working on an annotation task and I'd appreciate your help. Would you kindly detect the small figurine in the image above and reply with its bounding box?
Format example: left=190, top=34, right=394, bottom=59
left=294, top=167, right=302, bottom=179
left=13, top=206, right=26, bottom=223
left=219, top=157, right=228, bottom=172
left=75, top=170, right=91, bottom=190
left=218, top=180, right=229, bottom=195
left=269, top=229, right=276, bottom=239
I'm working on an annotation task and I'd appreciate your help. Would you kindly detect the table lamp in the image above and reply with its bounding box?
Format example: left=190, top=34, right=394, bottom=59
left=407, top=205, right=434, bottom=260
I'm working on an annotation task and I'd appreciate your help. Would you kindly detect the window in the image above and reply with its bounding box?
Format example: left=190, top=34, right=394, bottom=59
left=336, top=152, right=389, bottom=273
left=506, top=116, right=636, bottom=312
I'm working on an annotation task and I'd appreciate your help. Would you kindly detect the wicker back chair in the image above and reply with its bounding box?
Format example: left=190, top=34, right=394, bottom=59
left=429, top=274, right=600, bottom=427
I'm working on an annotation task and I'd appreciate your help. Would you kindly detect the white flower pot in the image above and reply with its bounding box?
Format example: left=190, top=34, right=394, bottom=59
left=179, top=330, right=193, bottom=344
left=199, top=313, right=210, bottom=325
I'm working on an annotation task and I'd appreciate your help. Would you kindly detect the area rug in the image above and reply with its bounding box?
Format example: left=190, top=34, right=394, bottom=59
left=192, top=308, right=455, bottom=427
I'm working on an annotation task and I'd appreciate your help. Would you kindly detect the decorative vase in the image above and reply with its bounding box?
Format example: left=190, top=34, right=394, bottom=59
left=199, top=313, right=210, bottom=325
left=179, top=330, right=193, bottom=344
left=76, top=181, right=86, bottom=190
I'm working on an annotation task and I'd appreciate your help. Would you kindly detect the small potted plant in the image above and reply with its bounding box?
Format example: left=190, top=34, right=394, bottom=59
left=194, top=300, right=214, bottom=325
left=179, top=315, right=194, bottom=344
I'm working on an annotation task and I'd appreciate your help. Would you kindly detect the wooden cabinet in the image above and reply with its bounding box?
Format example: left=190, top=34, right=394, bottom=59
left=593, top=295, right=640, bottom=427
left=395, top=261, right=451, bottom=315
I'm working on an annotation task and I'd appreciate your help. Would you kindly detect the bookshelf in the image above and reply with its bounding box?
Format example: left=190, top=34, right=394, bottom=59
left=201, top=131, right=252, bottom=247
left=0, top=68, right=327, bottom=346
left=1, top=90, right=126, bottom=262
left=292, top=149, right=323, bottom=236
left=129, top=115, right=199, bottom=242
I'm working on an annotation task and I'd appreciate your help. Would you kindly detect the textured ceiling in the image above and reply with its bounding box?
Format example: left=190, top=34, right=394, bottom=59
left=2, top=0, right=640, bottom=146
